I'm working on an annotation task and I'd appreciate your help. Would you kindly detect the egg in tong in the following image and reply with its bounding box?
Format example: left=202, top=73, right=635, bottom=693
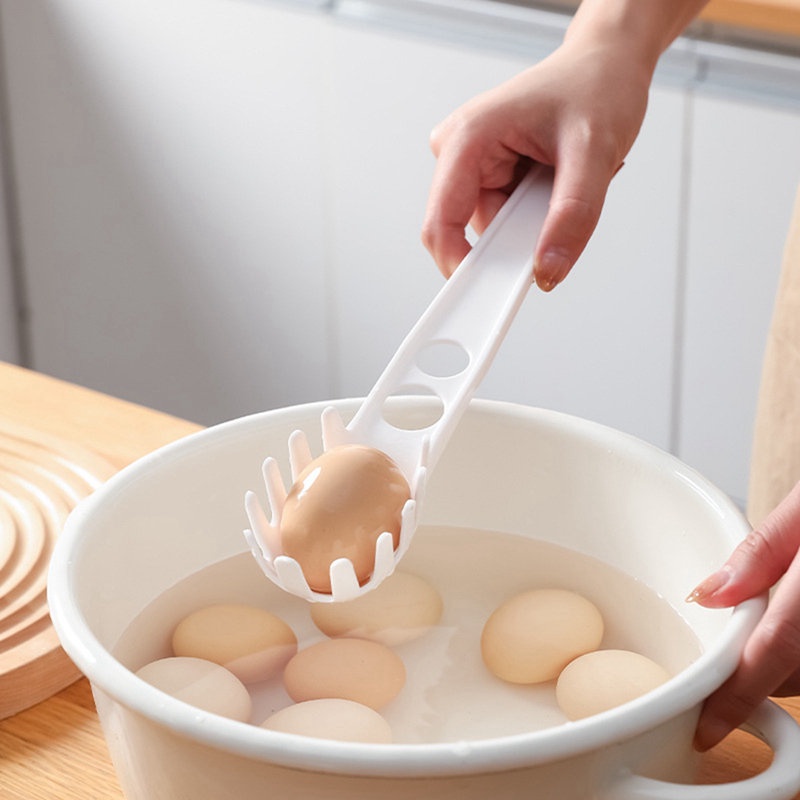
left=244, top=165, right=553, bottom=602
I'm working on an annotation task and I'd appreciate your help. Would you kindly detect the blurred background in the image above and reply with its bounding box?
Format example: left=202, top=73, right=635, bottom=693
left=0, top=0, right=799, bottom=509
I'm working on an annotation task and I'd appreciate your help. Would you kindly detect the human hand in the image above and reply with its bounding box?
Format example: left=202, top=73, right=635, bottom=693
left=688, top=479, right=800, bottom=751
left=421, top=32, right=654, bottom=289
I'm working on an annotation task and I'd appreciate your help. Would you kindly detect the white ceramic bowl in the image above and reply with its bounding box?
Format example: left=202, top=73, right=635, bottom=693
left=48, top=399, right=800, bottom=799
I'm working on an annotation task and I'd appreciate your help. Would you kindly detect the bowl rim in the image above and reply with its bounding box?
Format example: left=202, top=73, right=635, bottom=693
left=48, top=398, right=764, bottom=777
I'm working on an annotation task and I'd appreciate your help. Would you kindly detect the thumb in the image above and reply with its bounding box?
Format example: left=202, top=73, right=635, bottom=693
left=533, top=148, right=621, bottom=291
left=688, top=480, right=800, bottom=608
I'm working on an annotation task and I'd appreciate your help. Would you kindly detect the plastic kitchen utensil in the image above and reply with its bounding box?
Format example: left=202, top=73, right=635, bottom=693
left=244, top=164, right=553, bottom=602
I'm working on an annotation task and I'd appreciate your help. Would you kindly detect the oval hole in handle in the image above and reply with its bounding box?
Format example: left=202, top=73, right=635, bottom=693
left=600, top=700, right=800, bottom=800
left=416, top=340, right=470, bottom=379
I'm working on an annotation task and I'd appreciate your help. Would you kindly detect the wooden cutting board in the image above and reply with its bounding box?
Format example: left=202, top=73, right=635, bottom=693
left=0, top=361, right=797, bottom=799
left=0, top=417, right=119, bottom=718
left=0, top=363, right=200, bottom=719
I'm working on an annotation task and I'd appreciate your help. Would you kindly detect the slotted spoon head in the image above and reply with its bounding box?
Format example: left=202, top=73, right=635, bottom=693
left=244, top=165, right=553, bottom=602
left=243, top=406, right=426, bottom=603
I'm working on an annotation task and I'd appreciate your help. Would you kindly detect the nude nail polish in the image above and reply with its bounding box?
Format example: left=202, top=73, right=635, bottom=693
left=534, top=252, right=570, bottom=292
left=685, top=567, right=732, bottom=604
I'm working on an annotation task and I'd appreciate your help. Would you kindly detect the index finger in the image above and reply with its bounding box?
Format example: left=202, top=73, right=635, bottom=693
left=533, top=139, right=621, bottom=290
left=421, top=149, right=483, bottom=278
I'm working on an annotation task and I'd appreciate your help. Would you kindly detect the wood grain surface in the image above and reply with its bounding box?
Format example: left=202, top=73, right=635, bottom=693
left=0, top=362, right=798, bottom=798
left=0, top=417, right=120, bottom=719
left=701, top=0, right=800, bottom=37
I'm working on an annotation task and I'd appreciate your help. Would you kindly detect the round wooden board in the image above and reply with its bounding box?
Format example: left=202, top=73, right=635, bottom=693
left=0, top=417, right=117, bottom=719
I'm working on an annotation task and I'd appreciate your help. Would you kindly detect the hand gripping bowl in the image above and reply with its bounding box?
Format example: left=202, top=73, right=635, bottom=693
left=48, top=399, right=800, bottom=800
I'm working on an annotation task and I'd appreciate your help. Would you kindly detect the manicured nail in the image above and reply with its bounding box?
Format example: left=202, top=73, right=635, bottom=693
left=534, top=251, right=571, bottom=292
left=686, top=567, right=732, bottom=604
left=536, top=275, right=558, bottom=292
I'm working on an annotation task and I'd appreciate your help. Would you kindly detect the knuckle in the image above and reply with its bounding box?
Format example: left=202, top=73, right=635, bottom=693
left=436, top=107, right=480, bottom=147
left=548, top=194, right=601, bottom=244
left=569, top=119, right=626, bottom=166
left=420, top=212, right=455, bottom=249
left=428, top=124, right=443, bottom=155
left=738, top=527, right=778, bottom=564
left=420, top=218, right=437, bottom=251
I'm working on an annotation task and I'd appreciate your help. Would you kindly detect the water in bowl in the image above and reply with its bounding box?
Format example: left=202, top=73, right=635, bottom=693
left=113, top=525, right=701, bottom=744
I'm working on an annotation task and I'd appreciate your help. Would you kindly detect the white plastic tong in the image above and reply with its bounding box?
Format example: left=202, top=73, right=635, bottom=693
left=245, top=164, right=553, bottom=602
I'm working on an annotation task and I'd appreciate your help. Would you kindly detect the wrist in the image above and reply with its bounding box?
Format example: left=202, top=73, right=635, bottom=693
left=563, top=0, right=706, bottom=78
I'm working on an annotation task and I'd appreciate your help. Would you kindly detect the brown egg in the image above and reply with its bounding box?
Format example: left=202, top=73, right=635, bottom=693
left=481, top=589, right=604, bottom=684
left=283, top=637, right=406, bottom=710
left=280, top=445, right=411, bottom=593
left=171, top=603, right=297, bottom=684
left=556, top=649, right=671, bottom=720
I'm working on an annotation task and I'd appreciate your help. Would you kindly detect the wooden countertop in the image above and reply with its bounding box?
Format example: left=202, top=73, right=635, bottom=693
left=547, top=0, right=800, bottom=44
left=701, top=0, right=800, bottom=39
left=0, top=361, right=798, bottom=798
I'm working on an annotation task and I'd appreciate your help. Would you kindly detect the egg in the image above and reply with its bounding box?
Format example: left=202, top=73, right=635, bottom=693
left=261, top=698, right=392, bottom=743
left=555, top=649, right=671, bottom=720
left=310, top=570, right=443, bottom=646
left=481, top=589, right=604, bottom=684
left=171, top=603, right=297, bottom=684
left=283, top=637, right=406, bottom=710
left=279, top=444, right=411, bottom=593
left=135, top=656, right=252, bottom=722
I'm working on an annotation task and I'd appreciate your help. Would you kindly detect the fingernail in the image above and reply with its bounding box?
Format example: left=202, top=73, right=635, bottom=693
left=534, top=251, right=571, bottom=292
left=686, top=566, right=732, bottom=604
left=536, top=275, right=558, bottom=292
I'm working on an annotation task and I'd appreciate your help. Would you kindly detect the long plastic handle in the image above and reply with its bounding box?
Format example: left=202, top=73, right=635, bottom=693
left=345, top=164, right=553, bottom=481
left=601, top=700, right=800, bottom=800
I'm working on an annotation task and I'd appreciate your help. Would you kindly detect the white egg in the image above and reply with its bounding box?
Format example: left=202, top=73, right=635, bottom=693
left=136, top=656, right=252, bottom=722
left=481, top=589, right=604, bottom=684
left=261, top=698, right=392, bottom=743
left=171, top=603, right=297, bottom=684
left=283, top=637, right=406, bottom=710
left=556, top=649, right=671, bottom=720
